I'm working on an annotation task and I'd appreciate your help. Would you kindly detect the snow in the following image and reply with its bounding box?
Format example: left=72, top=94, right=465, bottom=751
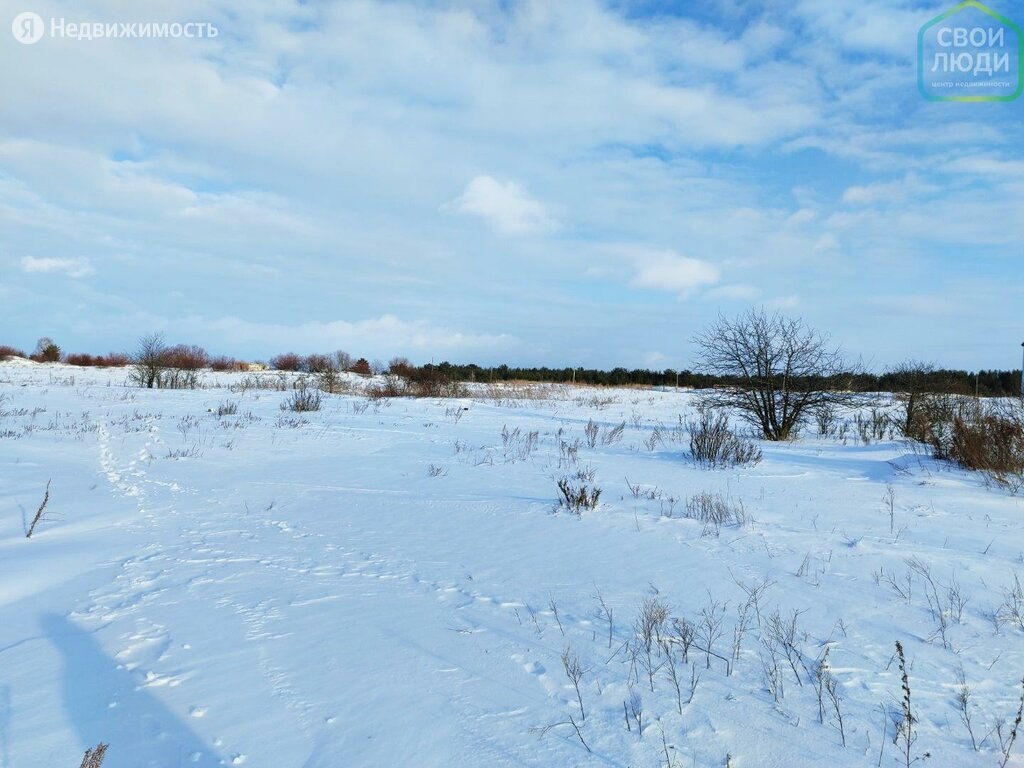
left=0, top=356, right=37, bottom=367
left=2, top=362, right=1024, bottom=767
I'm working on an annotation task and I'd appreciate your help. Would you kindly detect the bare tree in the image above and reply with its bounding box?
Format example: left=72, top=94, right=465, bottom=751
left=79, top=742, right=109, bottom=768
left=885, top=360, right=954, bottom=442
left=692, top=309, right=858, bottom=441
left=33, top=337, right=61, bottom=362
left=561, top=645, right=586, bottom=720
left=130, top=332, right=168, bottom=389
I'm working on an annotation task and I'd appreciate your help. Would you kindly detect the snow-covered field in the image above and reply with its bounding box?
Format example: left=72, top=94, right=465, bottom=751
left=3, top=362, right=1024, bottom=768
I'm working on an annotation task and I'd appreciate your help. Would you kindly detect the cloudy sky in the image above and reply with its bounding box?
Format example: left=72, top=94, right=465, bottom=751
left=2, top=0, right=1023, bottom=370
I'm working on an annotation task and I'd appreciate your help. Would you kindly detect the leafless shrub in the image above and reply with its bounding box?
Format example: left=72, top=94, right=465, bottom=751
left=549, top=596, right=565, bottom=636
left=601, top=421, right=626, bottom=445
left=696, top=598, right=727, bottom=673
left=316, top=362, right=349, bottom=394
left=281, top=383, right=322, bottom=413
left=644, top=427, right=662, bottom=451
left=208, top=355, right=239, bottom=372
left=216, top=400, right=238, bottom=417
left=502, top=425, right=539, bottom=463
left=584, top=418, right=599, bottom=448
left=670, top=617, right=696, bottom=664
left=231, top=373, right=289, bottom=393
left=578, top=394, right=616, bottom=409
left=684, top=491, right=747, bottom=536
left=906, top=557, right=951, bottom=649
left=634, top=597, right=670, bottom=691
left=947, top=400, right=1024, bottom=491
left=163, top=344, right=208, bottom=371
left=955, top=666, right=978, bottom=751
left=366, top=374, right=407, bottom=400
left=481, top=381, right=553, bottom=406
left=556, top=473, right=601, bottom=515
left=561, top=645, right=586, bottom=720
left=157, top=367, right=201, bottom=390
left=760, top=635, right=785, bottom=702
left=275, top=414, right=308, bottom=428
left=26, top=479, right=51, bottom=538
left=853, top=407, right=891, bottom=443
left=558, top=436, right=580, bottom=468
left=875, top=566, right=913, bottom=602
left=270, top=352, right=303, bottom=371
left=687, top=407, right=762, bottom=468
left=812, top=648, right=829, bottom=724
left=594, top=588, right=614, bottom=649
left=64, top=352, right=132, bottom=367
left=998, top=678, right=1024, bottom=768
left=883, top=484, right=897, bottom=535
left=764, top=609, right=806, bottom=688
left=813, top=647, right=846, bottom=746
left=532, top=717, right=591, bottom=754
left=388, top=365, right=468, bottom=398
left=165, top=444, right=201, bottom=459
left=661, top=638, right=698, bottom=714
left=815, top=401, right=840, bottom=437
left=444, top=405, right=466, bottom=424
left=893, top=641, right=929, bottom=768
left=731, top=577, right=772, bottom=670
left=626, top=687, right=643, bottom=735
left=998, top=574, right=1024, bottom=630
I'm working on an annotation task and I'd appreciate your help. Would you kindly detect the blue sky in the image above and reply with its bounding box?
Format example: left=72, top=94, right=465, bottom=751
left=2, top=0, right=1023, bottom=370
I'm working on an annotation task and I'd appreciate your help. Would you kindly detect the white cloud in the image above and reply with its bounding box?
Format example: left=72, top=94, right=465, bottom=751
left=942, top=156, right=1024, bottom=178
left=643, top=351, right=668, bottom=367
left=20, top=256, right=94, bottom=278
left=443, top=176, right=559, bottom=236
left=194, top=314, right=517, bottom=358
left=765, top=295, right=800, bottom=311
left=814, top=234, right=840, bottom=253
left=842, top=181, right=903, bottom=205
left=628, top=248, right=720, bottom=297
left=785, top=208, right=817, bottom=227
left=707, top=284, right=760, bottom=301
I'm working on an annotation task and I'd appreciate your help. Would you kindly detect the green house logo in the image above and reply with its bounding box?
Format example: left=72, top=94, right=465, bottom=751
left=918, top=0, right=1022, bottom=102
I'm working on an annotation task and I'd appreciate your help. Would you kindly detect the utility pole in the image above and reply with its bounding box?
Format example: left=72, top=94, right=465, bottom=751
left=1020, top=342, right=1024, bottom=397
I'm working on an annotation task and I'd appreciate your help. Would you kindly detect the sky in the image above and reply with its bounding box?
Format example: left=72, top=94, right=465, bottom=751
left=1, top=0, right=1023, bottom=371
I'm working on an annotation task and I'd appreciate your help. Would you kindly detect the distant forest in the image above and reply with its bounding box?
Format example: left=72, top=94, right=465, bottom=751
left=3, top=338, right=1021, bottom=397
left=413, top=362, right=1021, bottom=397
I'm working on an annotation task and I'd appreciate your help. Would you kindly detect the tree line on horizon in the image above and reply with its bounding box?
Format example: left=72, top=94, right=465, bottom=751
left=1, top=335, right=1021, bottom=398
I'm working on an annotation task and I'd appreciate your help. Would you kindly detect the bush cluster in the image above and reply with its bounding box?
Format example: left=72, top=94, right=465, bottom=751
left=948, top=402, right=1024, bottom=489
left=687, top=408, right=762, bottom=468
left=897, top=394, right=1024, bottom=491
left=63, top=352, right=133, bottom=367
left=281, top=382, right=323, bottom=412
left=364, top=358, right=467, bottom=399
